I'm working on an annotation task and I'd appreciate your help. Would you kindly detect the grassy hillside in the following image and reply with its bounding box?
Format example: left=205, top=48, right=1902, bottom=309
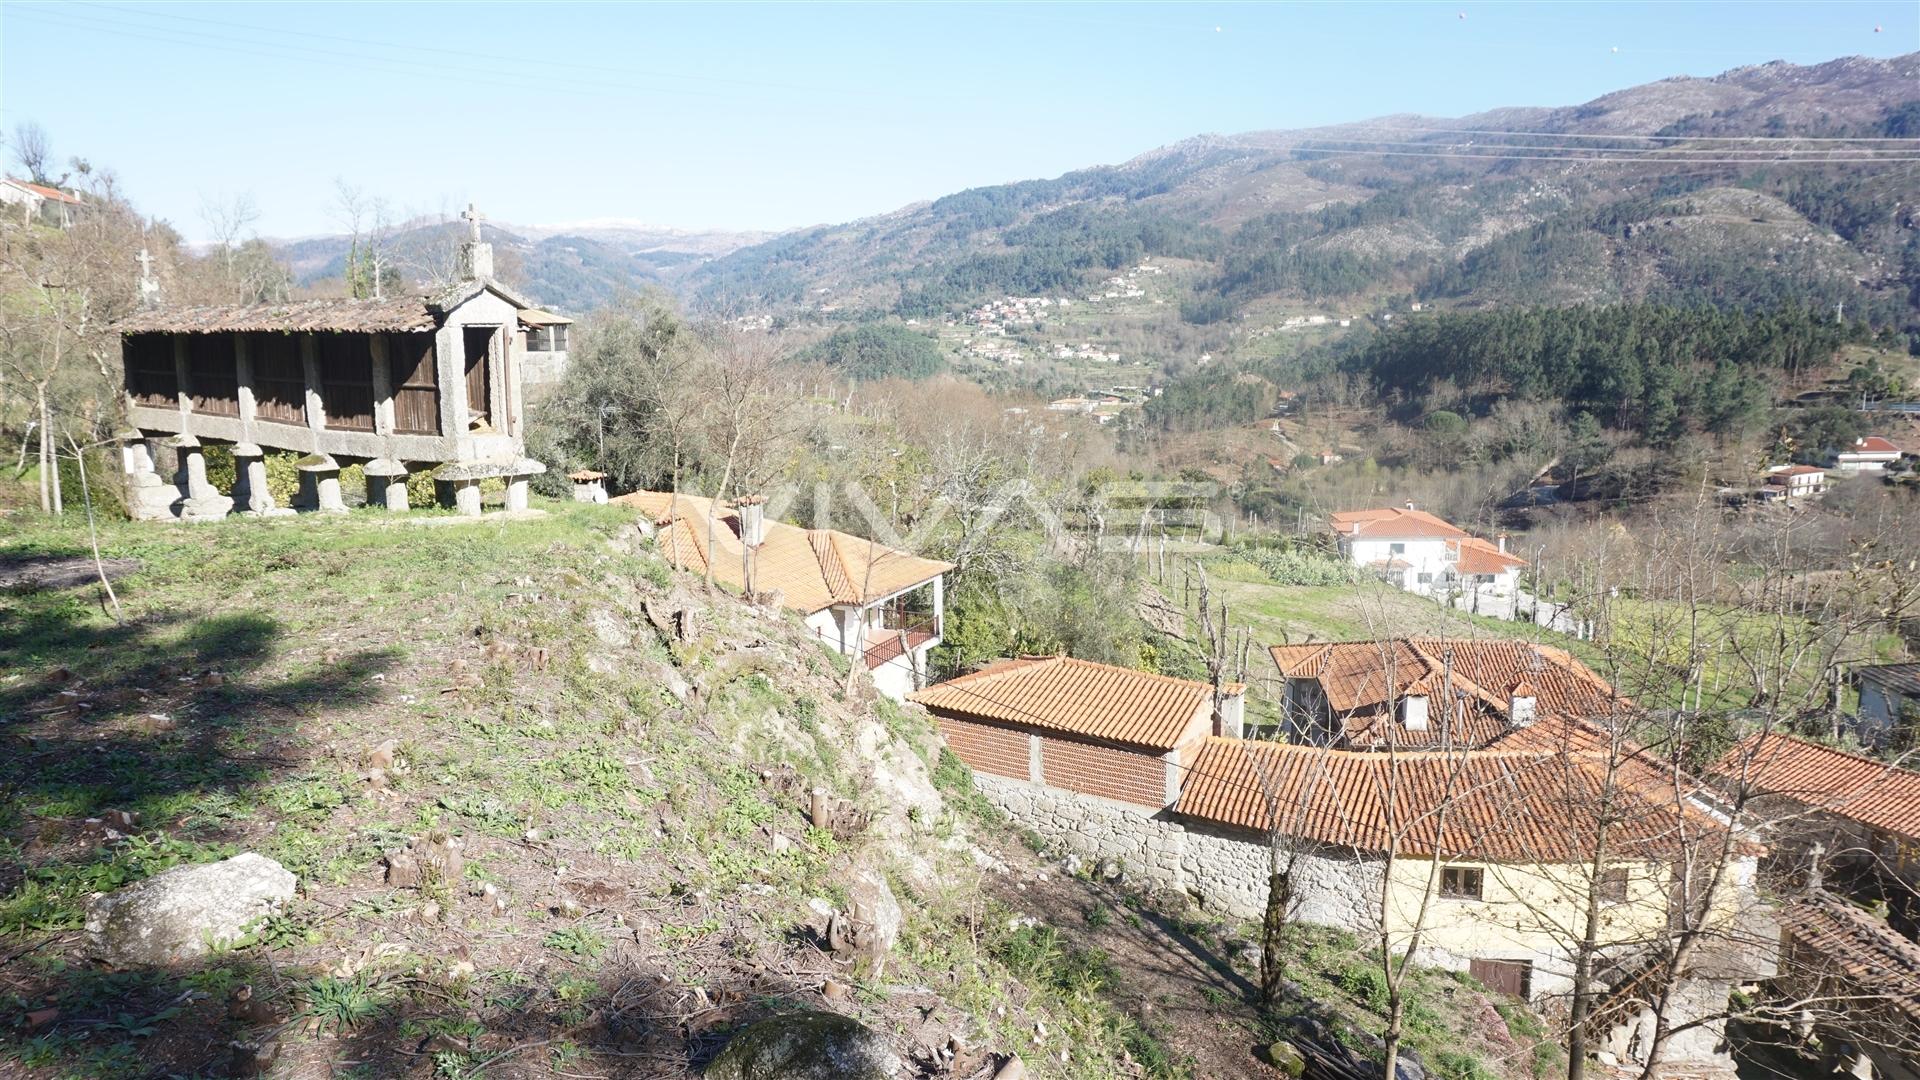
left=0, top=504, right=1555, bottom=1079
left=0, top=507, right=1164, bottom=1078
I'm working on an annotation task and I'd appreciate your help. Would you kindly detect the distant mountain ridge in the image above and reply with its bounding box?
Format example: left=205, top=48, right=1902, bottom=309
left=274, top=218, right=776, bottom=312
left=685, top=52, right=1919, bottom=329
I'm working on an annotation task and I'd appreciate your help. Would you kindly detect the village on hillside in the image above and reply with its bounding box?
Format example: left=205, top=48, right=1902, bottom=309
left=4, top=18, right=1920, bottom=1080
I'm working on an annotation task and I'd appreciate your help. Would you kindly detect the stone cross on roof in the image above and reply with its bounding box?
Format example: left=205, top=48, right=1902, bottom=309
left=462, top=203, right=486, bottom=245
left=136, top=248, right=154, bottom=278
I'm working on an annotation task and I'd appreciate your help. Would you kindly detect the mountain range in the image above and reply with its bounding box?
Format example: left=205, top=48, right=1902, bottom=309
left=685, top=53, right=1918, bottom=329
left=271, top=53, right=1918, bottom=329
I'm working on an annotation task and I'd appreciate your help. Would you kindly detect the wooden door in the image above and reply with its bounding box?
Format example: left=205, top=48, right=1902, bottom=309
left=388, top=333, right=439, bottom=434
left=463, top=326, right=494, bottom=428
left=1469, top=959, right=1532, bottom=1000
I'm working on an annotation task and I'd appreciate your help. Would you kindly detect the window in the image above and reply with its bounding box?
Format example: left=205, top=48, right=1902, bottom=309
left=550, top=325, right=567, bottom=351
left=1416, top=573, right=1434, bottom=584
left=525, top=326, right=551, bottom=352
left=1440, top=866, right=1484, bottom=900
left=1598, top=867, right=1629, bottom=902
left=1389, top=542, right=1406, bottom=556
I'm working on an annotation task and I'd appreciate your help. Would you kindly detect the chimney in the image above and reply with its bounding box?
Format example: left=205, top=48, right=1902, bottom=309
left=1404, top=500, right=1416, bottom=512
left=1508, top=681, right=1538, bottom=727
left=1497, top=534, right=1508, bottom=554
left=735, top=495, right=767, bottom=548
left=1401, top=694, right=1429, bottom=731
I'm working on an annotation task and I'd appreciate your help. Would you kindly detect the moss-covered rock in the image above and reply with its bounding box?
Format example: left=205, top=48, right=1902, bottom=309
left=705, top=1012, right=898, bottom=1080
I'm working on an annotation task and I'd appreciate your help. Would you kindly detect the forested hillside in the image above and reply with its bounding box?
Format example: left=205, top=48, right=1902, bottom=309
left=688, top=54, right=1919, bottom=338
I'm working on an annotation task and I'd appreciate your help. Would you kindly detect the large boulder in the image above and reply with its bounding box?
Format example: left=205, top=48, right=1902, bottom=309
left=84, top=853, right=295, bottom=967
left=705, top=1011, right=898, bottom=1080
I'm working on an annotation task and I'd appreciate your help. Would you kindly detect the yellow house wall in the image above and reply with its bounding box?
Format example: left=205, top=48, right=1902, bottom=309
left=1379, top=854, right=1754, bottom=998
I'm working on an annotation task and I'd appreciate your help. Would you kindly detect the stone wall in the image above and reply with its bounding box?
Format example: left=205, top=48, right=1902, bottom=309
left=975, top=775, right=1185, bottom=885
left=973, top=774, right=1379, bottom=934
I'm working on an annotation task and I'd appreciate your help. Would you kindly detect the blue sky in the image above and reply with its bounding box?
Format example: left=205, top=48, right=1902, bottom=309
left=3, top=2, right=1914, bottom=241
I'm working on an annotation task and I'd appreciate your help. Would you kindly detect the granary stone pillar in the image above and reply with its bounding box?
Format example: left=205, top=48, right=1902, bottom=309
left=294, top=453, right=347, bottom=514
left=229, top=443, right=279, bottom=516
left=569, top=469, right=608, bottom=504
left=119, top=430, right=180, bottom=522
left=451, top=479, right=484, bottom=517
left=169, top=434, right=233, bottom=523
left=505, top=457, right=545, bottom=513
left=364, top=458, right=409, bottom=512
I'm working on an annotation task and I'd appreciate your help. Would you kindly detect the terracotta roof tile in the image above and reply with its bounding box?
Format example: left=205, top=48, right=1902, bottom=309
left=6, top=178, right=81, bottom=203
left=613, top=491, right=951, bottom=614
left=1330, top=507, right=1470, bottom=540
left=909, top=655, right=1236, bottom=752
left=1270, top=639, right=1625, bottom=750
left=1715, top=734, right=1920, bottom=842
left=1852, top=436, right=1901, bottom=454
left=1179, top=737, right=1740, bottom=862
left=1456, top=537, right=1527, bottom=575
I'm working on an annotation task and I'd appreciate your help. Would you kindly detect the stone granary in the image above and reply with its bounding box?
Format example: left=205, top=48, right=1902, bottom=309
left=113, top=210, right=545, bottom=519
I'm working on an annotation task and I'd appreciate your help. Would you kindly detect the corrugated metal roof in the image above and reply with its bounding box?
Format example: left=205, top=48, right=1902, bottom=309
left=1860, top=662, right=1920, bottom=697
left=909, top=655, right=1236, bottom=752
left=1717, top=733, right=1920, bottom=842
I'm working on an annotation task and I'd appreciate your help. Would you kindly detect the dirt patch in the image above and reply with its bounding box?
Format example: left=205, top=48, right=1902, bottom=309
left=0, top=554, right=141, bottom=592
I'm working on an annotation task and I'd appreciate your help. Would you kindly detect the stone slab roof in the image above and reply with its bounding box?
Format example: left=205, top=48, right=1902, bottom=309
left=115, top=296, right=441, bottom=334
left=1778, top=890, right=1920, bottom=1026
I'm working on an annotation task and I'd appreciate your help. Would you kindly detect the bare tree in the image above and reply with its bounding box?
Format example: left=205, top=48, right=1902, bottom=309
left=198, top=192, right=260, bottom=301
left=9, top=121, right=55, bottom=184
left=0, top=173, right=143, bottom=513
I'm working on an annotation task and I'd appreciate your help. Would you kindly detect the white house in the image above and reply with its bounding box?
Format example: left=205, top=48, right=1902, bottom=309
left=1329, top=506, right=1526, bottom=601
left=615, top=491, right=952, bottom=700
left=1830, top=436, right=1903, bottom=473
left=1, top=178, right=82, bottom=227
left=1761, top=464, right=1827, bottom=501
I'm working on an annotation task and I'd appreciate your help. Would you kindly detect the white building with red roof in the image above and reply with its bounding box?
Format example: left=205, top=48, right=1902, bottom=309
left=1761, top=463, right=1828, bottom=500
left=1329, top=505, right=1526, bottom=602
left=1830, top=435, right=1904, bottom=473
left=0, top=177, right=82, bottom=227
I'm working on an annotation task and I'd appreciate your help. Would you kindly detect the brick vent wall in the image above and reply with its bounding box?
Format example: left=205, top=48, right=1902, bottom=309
left=935, top=714, right=1030, bottom=781
left=1040, top=735, right=1166, bottom=807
